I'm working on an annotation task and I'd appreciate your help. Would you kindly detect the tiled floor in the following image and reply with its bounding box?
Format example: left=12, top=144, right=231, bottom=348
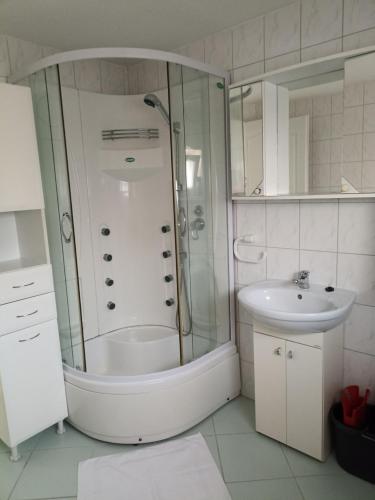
left=1, top=396, right=374, bottom=500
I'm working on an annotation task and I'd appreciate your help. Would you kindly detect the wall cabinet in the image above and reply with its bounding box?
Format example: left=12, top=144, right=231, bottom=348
left=0, top=83, right=44, bottom=212
left=253, top=325, right=343, bottom=461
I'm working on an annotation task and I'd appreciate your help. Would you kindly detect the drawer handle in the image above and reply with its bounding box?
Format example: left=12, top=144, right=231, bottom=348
left=16, top=309, right=39, bottom=318
left=12, top=281, right=35, bottom=289
left=18, top=333, right=40, bottom=343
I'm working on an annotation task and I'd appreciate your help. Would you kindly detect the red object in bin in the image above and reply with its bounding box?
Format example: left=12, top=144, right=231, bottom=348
left=341, top=385, right=370, bottom=428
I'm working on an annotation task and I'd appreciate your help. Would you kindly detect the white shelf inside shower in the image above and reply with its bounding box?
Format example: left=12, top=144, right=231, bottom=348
left=99, top=147, right=163, bottom=182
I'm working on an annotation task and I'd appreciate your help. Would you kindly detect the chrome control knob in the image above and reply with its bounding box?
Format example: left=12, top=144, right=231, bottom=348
left=105, top=278, right=114, bottom=286
left=161, top=225, right=171, bottom=233
left=165, top=298, right=174, bottom=306
left=107, top=301, right=116, bottom=310
left=162, top=250, right=172, bottom=258
left=164, top=274, right=174, bottom=283
left=103, top=253, right=112, bottom=262
left=101, top=227, right=110, bottom=236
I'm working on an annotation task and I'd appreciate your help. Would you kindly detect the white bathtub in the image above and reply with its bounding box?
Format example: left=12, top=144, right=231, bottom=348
left=84, top=326, right=180, bottom=376
left=64, top=342, right=240, bottom=443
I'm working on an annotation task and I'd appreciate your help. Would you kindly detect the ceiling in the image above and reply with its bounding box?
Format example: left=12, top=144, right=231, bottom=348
left=0, top=0, right=293, bottom=51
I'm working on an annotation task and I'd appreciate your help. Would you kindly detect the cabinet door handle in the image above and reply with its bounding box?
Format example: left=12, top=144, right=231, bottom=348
left=287, top=350, right=293, bottom=359
left=18, top=333, right=40, bottom=343
left=274, top=347, right=282, bottom=356
left=16, top=309, right=39, bottom=318
left=12, top=281, right=35, bottom=289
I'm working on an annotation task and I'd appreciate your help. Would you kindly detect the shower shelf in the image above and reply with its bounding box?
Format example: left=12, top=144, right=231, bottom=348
left=100, top=148, right=163, bottom=182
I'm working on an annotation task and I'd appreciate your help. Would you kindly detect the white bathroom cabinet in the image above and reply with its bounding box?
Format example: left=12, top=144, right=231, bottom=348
left=253, top=324, right=343, bottom=461
left=0, top=83, right=68, bottom=461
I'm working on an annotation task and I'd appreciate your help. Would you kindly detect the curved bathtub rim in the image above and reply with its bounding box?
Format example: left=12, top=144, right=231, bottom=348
left=64, top=341, right=237, bottom=394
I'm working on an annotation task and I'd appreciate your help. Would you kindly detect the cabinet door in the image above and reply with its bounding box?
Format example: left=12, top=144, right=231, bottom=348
left=254, top=332, right=286, bottom=443
left=0, top=320, right=67, bottom=446
left=0, top=84, right=44, bottom=212
left=286, top=341, right=323, bottom=460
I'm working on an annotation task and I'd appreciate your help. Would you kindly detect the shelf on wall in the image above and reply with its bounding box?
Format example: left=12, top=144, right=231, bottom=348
left=232, top=193, right=375, bottom=201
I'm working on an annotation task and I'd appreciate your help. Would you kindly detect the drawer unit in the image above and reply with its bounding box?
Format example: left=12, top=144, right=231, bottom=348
left=0, top=292, right=57, bottom=336
left=0, top=264, right=53, bottom=305
left=0, top=320, right=68, bottom=448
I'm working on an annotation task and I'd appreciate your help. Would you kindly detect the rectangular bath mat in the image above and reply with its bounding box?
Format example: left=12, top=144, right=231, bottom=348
left=78, top=433, right=231, bottom=500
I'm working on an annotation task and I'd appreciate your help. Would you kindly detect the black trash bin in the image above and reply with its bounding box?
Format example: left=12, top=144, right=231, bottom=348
left=330, top=402, right=375, bottom=484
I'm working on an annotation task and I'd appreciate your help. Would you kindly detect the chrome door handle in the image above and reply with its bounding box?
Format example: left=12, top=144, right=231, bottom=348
left=274, top=347, right=282, bottom=356
left=287, top=350, right=293, bottom=359
left=16, top=309, right=38, bottom=318
left=61, top=211, right=73, bottom=243
left=178, top=207, right=187, bottom=237
left=18, top=333, right=40, bottom=343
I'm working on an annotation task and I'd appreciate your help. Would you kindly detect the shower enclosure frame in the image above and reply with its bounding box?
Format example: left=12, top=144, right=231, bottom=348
left=9, top=48, right=240, bottom=443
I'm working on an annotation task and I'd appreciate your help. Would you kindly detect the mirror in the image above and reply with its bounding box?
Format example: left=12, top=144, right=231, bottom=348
left=230, top=51, right=375, bottom=197
left=230, top=83, right=263, bottom=196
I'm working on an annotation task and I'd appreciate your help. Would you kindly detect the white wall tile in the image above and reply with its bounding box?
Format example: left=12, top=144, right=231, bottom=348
left=364, top=103, right=375, bottom=132
left=343, top=27, right=375, bottom=51
left=343, top=133, right=363, bottom=161
left=74, top=60, right=101, bottom=92
left=7, top=35, right=42, bottom=73
left=300, top=250, right=337, bottom=286
left=313, top=95, right=332, bottom=116
left=301, top=38, right=342, bottom=62
left=265, top=2, right=301, bottom=59
left=232, top=61, right=265, bottom=83
left=236, top=246, right=267, bottom=285
left=232, top=16, right=264, bottom=68
left=344, top=304, right=375, bottom=356
left=363, top=132, right=375, bottom=160
left=236, top=202, right=266, bottom=244
left=312, top=164, right=331, bottom=187
left=204, top=30, right=232, bottom=70
left=362, top=161, right=375, bottom=188
left=266, top=202, right=299, bottom=249
left=343, top=349, right=375, bottom=403
left=344, top=83, right=364, bottom=107
left=338, top=253, right=375, bottom=306
left=301, top=0, right=343, bottom=47
left=59, top=62, right=75, bottom=88
left=343, top=106, right=363, bottom=135
left=238, top=322, right=254, bottom=363
left=331, top=113, right=344, bottom=138
left=344, top=0, right=375, bottom=35
left=312, top=116, right=331, bottom=140
left=267, top=248, right=300, bottom=280
left=265, top=51, right=300, bottom=72
left=338, top=201, right=375, bottom=254
left=0, top=35, right=10, bottom=77
left=300, top=202, right=338, bottom=251
left=342, top=162, right=362, bottom=187
left=332, top=93, right=344, bottom=114
left=312, top=140, right=331, bottom=164
left=100, top=61, right=125, bottom=95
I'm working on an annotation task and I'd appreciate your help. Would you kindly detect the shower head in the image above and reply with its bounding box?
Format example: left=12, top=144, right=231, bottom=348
left=144, top=93, right=170, bottom=126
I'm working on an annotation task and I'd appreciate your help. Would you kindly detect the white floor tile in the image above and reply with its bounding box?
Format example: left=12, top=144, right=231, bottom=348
left=217, top=433, right=292, bottom=482
left=227, top=478, right=303, bottom=500
left=213, top=397, right=255, bottom=435
left=0, top=452, right=30, bottom=500
left=10, top=447, right=93, bottom=500
left=297, top=474, right=375, bottom=500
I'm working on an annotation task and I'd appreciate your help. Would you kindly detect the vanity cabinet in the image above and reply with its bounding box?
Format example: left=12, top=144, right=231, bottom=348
left=253, top=325, right=343, bottom=461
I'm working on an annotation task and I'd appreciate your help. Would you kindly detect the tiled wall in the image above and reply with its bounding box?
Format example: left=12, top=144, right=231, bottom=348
left=234, top=199, right=375, bottom=401
left=1, top=0, right=375, bottom=400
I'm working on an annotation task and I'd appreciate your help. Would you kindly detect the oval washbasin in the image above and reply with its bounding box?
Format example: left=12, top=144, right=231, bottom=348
left=238, top=280, right=356, bottom=333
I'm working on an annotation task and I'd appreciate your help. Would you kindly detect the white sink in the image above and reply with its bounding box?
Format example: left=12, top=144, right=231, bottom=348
left=238, top=280, right=356, bottom=333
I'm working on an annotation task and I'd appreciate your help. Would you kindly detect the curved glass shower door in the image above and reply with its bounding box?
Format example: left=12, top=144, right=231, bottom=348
left=29, top=66, right=85, bottom=370
left=168, top=63, right=231, bottom=363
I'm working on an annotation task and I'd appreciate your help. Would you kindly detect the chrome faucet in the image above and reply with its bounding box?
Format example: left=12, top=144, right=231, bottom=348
left=293, top=270, right=310, bottom=289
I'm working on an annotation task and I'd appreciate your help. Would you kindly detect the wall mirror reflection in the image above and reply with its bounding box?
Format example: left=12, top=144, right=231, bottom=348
left=230, top=51, right=375, bottom=198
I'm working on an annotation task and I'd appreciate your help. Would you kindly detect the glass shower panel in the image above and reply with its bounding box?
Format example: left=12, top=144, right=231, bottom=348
left=29, top=66, right=84, bottom=370
left=168, top=64, right=231, bottom=362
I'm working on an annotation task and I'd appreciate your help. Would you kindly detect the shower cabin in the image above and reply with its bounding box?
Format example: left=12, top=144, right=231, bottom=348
left=10, top=49, right=240, bottom=443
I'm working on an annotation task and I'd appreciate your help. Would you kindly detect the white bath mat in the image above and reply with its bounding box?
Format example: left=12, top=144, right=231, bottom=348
left=77, top=433, right=230, bottom=500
